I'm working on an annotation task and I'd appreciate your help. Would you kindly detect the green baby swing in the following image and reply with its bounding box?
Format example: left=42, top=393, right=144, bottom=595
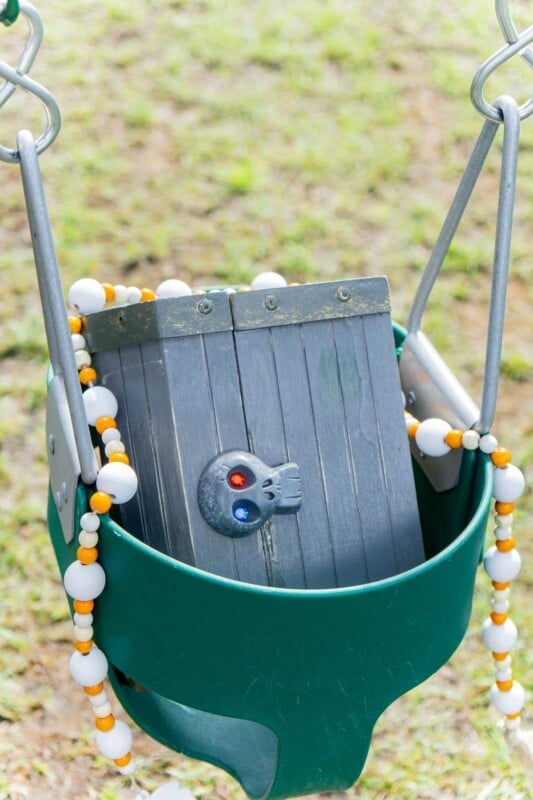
left=1, top=1, right=531, bottom=798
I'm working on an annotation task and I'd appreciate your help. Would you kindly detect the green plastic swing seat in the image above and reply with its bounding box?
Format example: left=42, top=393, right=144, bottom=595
left=46, top=320, right=493, bottom=800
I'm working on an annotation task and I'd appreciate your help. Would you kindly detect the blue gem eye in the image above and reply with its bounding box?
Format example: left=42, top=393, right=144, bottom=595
left=233, top=504, right=250, bottom=522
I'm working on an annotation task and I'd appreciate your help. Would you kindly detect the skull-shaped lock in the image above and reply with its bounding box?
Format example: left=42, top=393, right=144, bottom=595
left=197, top=450, right=302, bottom=537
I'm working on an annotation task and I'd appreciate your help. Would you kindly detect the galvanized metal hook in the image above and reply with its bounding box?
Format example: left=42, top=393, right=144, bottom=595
left=0, top=0, right=43, bottom=108
left=0, top=60, right=60, bottom=161
left=470, top=23, right=533, bottom=122
left=496, top=0, right=533, bottom=69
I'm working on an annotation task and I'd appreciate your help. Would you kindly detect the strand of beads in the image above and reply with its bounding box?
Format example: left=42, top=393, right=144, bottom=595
left=404, top=411, right=526, bottom=737
left=62, top=278, right=142, bottom=775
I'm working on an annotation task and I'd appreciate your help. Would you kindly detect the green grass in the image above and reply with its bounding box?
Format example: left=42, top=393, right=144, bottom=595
left=0, top=1, right=532, bottom=798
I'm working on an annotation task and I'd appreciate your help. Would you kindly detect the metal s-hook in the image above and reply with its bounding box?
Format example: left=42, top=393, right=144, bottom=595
left=471, top=1, right=533, bottom=123
left=496, top=0, right=533, bottom=69
left=0, top=1, right=43, bottom=108
left=0, top=60, right=60, bottom=161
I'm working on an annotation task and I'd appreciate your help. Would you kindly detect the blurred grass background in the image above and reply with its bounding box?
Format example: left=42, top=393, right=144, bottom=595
left=0, top=1, right=531, bottom=798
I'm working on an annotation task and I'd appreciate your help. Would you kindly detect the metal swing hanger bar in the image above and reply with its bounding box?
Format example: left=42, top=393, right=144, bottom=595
left=407, top=96, right=521, bottom=435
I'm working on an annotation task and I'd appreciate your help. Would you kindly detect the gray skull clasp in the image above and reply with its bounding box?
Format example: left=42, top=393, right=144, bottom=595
left=197, top=450, right=302, bottom=537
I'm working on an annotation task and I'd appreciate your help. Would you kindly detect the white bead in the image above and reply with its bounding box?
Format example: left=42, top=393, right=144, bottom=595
left=81, top=512, right=100, bottom=532
left=462, top=430, right=480, bottom=450
left=493, top=655, right=512, bottom=671
left=495, top=513, right=513, bottom=528
left=505, top=716, right=522, bottom=731
left=71, top=333, right=87, bottom=351
left=114, top=284, right=129, bottom=304
left=69, top=647, right=108, bottom=686
left=88, top=690, right=108, bottom=706
left=481, top=617, right=518, bottom=652
left=490, top=681, right=525, bottom=715
left=494, top=526, right=512, bottom=540
left=73, top=612, right=94, bottom=628
left=493, top=464, right=525, bottom=503
left=83, top=386, right=118, bottom=426
left=492, top=588, right=510, bottom=603
left=93, top=701, right=113, bottom=718
left=251, top=271, right=287, bottom=290
left=68, top=279, right=107, bottom=315
left=63, top=561, right=106, bottom=601
left=156, top=279, right=192, bottom=298
left=104, top=439, right=126, bottom=457
left=127, top=286, right=142, bottom=304
left=415, top=418, right=452, bottom=457
left=484, top=546, right=522, bottom=582
left=117, top=760, right=136, bottom=776
left=75, top=350, right=92, bottom=369
left=479, top=434, right=498, bottom=453
left=151, top=782, right=195, bottom=800
left=95, top=719, right=133, bottom=759
left=491, top=600, right=510, bottom=614
left=102, top=428, right=121, bottom=445
left=495, top=668, right=513, bottom=682
left=74, top=624, right=94, bottom=642
left=96, top=462, right=138, bottom=504
left=79, top=530, right=99, bottom=548
left=224, top=287, right=236, bottom=294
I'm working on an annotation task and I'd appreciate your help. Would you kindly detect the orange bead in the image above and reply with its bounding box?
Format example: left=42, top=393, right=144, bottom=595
left=114, top=752, right=132, bottom=768
left=506, top=712, right=521, bottom=719
left=84, top=682, right=104, bottom=696
left=74, top=599, right=94, bottom=614
left=68, top=316, right=82, bottom=333
left=141, top=288, right=156, bottom=302
left=492, top=581, right=511, bottom=591
left=490, top=611, right=508, bottom=625
left=79, top=367, right=98, bottom=385
left=89, top=492, right=112, bottom=514
left=95, top=714, right=115, bottom=732
left=445, top=429, right=464, bottom=449
left=75, top=639, right=93, bottom=654
left=109, top=452, right=130, bottom=465
left=408, top=422, right=420, bottom=439
left=496, top=679, right=514, bottom=692
left=102, top=283, right=115, bottom=302
left=77, top=546, right=99, bottom=564
left=491, top=447, right=512, bottom=468
left=496, top=537, right=516, bottom=553
left=492, top=651, right=510, bottom=661
left=95, top=416, right=117, bottom=435
left=495, top=501, right=515, bottom=516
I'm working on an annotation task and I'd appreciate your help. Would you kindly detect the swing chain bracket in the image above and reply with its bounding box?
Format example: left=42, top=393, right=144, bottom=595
left=0, top=0, right=61, bottom=161
left=471, top=0, right=533, bottom=122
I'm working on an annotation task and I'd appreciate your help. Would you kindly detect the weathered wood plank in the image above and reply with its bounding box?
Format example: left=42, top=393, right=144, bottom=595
left=234, top=328, right=306, bottom=588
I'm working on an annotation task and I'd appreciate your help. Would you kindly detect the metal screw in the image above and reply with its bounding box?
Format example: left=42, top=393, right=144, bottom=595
left=197, top=299, right=213, bottom=315
left=264, top=295, right=279, bottom=311
left=407, top=390, right=417, bottom=406
left=336, top=287, right=350, bottom=302
left=48, top=434, right=55, bottom=455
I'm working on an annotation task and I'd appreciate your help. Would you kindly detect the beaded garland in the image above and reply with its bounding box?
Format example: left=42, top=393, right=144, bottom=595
left=62, top=272, right=527, bottom=779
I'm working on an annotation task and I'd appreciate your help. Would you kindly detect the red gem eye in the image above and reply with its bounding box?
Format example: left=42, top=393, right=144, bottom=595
left=229, top=471, right=246, bottom=488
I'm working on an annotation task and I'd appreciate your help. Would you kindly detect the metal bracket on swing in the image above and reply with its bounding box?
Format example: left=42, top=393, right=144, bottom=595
left=0, top=9, right=97, bottom=542
left=401, top=87, right=525, bottom=490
